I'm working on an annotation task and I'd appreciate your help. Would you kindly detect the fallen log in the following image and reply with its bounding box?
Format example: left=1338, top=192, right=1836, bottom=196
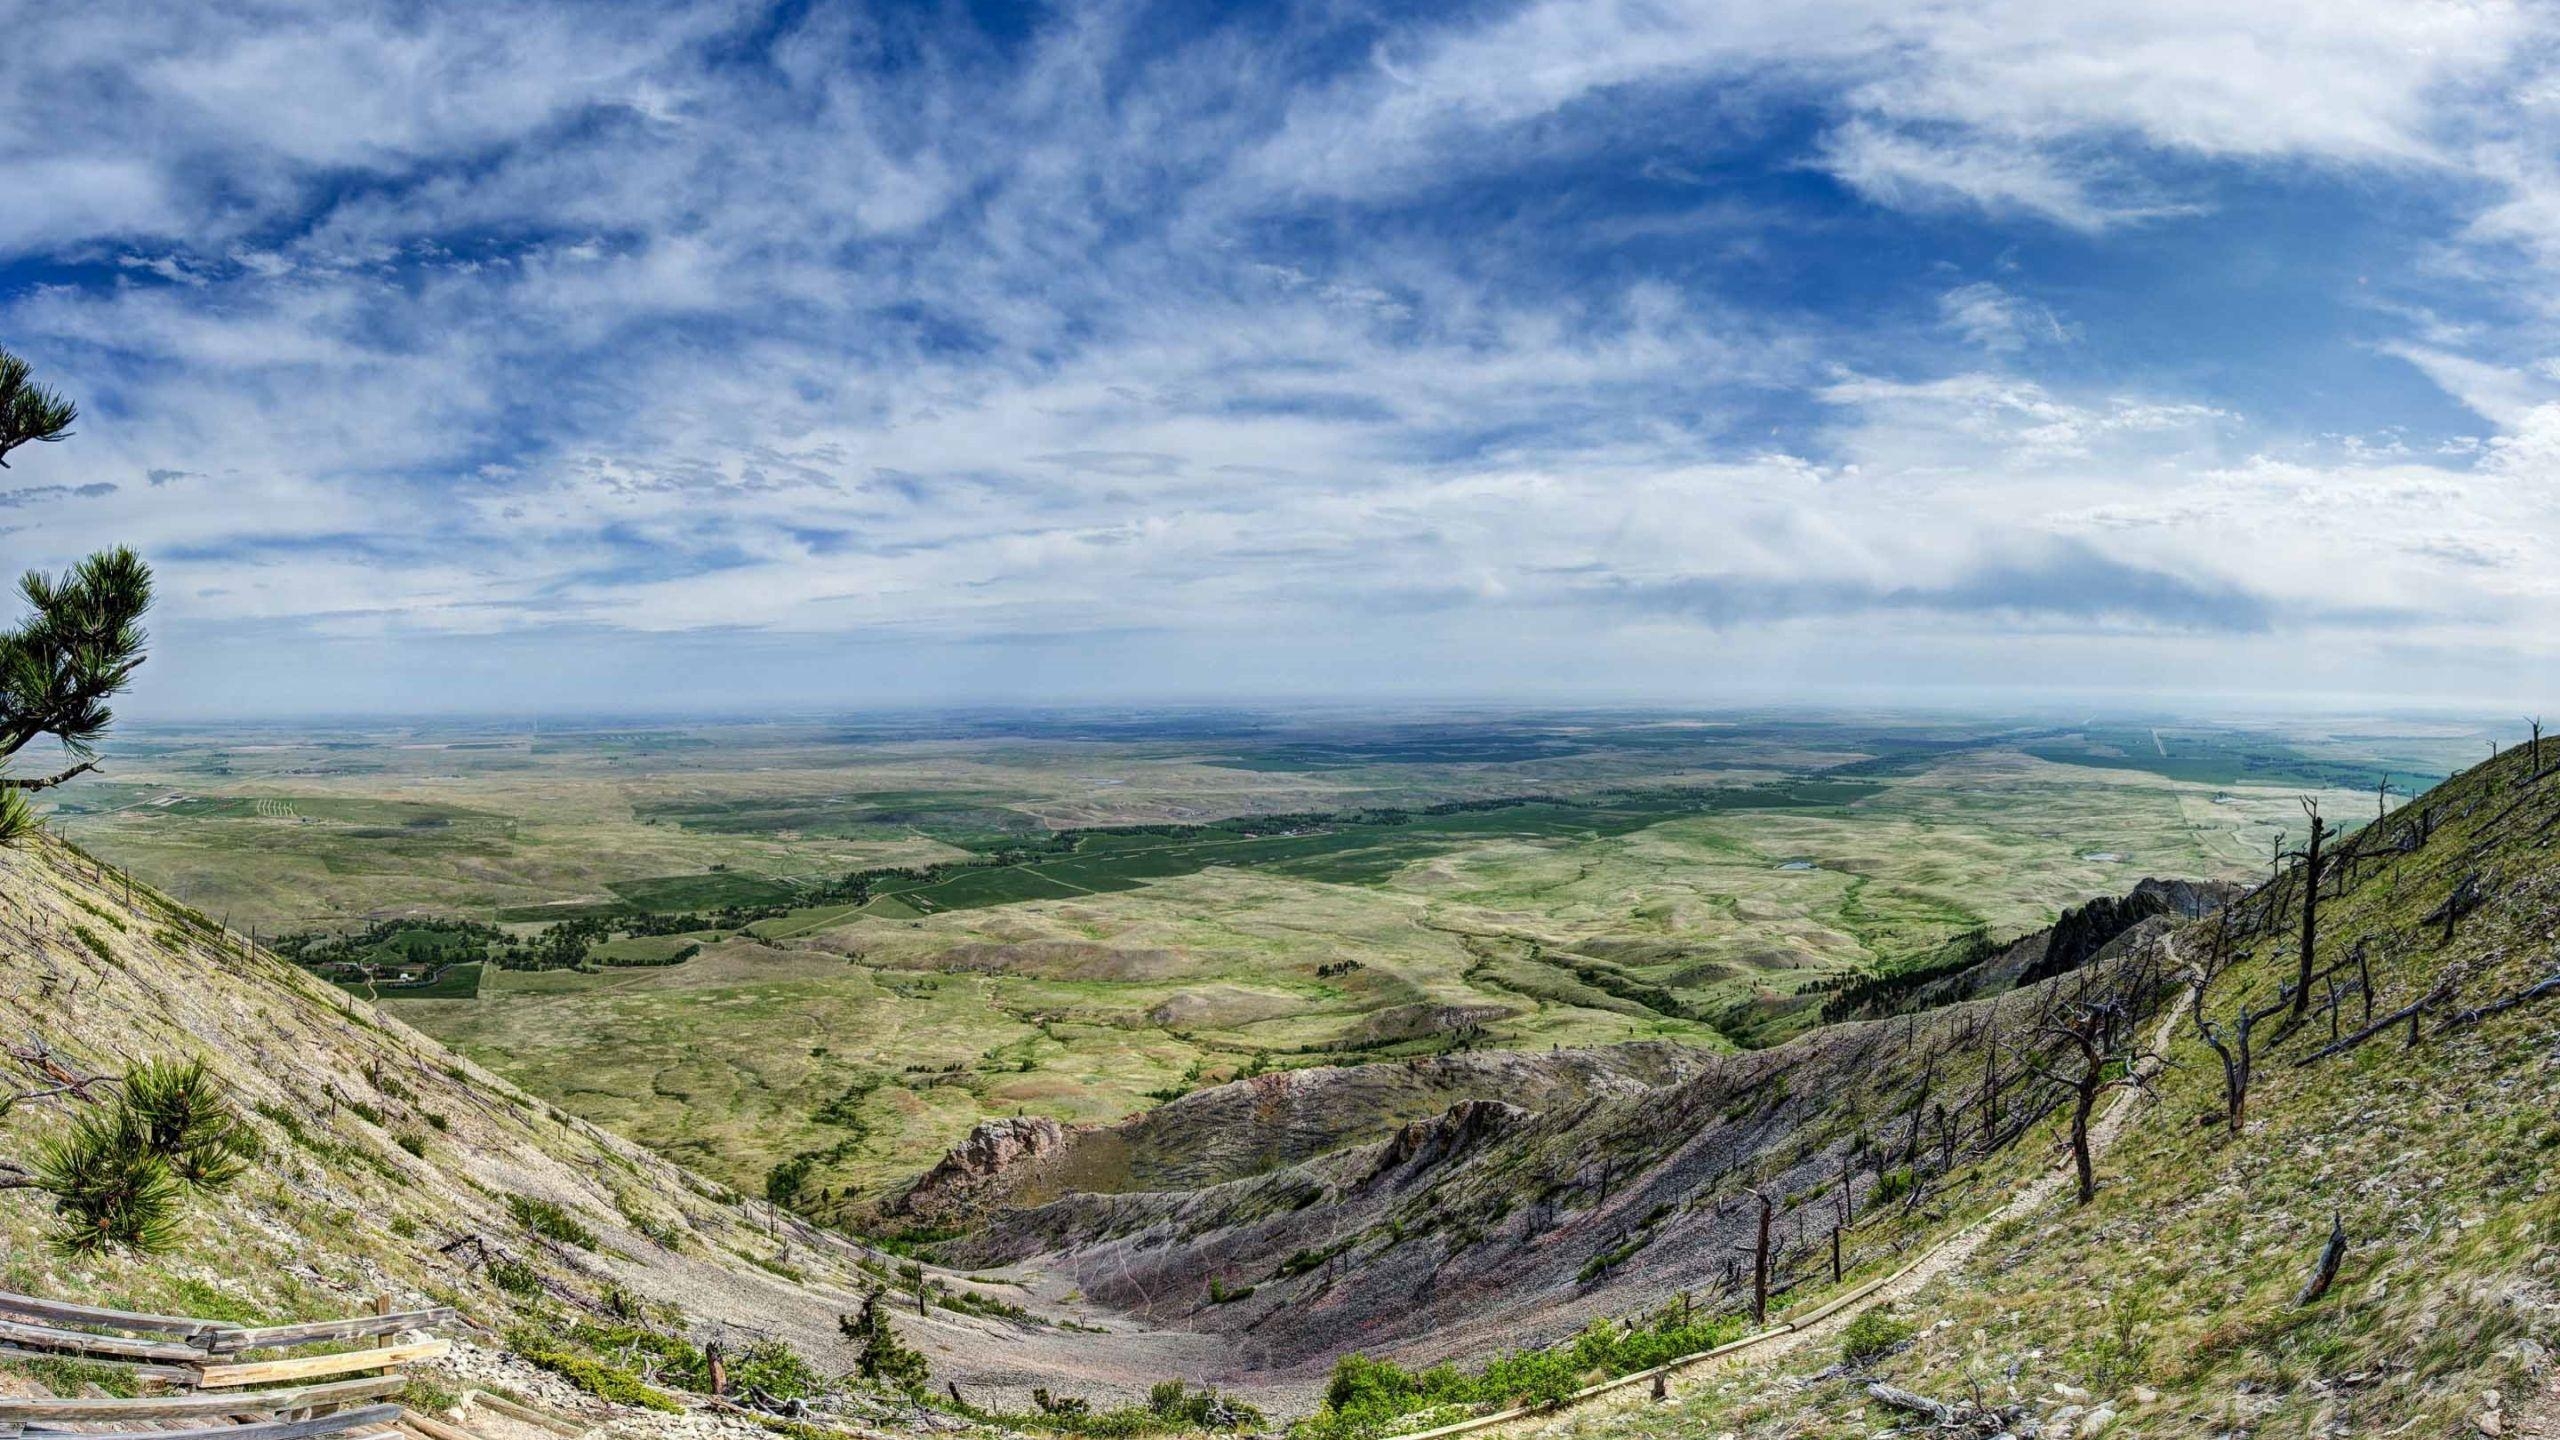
left=2296, top=965, right=2464, bottom=1066
left=2443, top=970, right=2560, bottom=1031
left=1865, top=1383, right=1953, bottom=1424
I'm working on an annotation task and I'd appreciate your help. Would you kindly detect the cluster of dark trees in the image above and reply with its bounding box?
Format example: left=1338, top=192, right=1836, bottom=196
left=271, top=916, right=506, bottom=969
left=1814, top=928, right=2000, bottom=1023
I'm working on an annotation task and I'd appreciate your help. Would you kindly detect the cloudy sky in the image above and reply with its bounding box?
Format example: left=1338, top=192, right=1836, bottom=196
left=3, top=0, right=2557, bottom=716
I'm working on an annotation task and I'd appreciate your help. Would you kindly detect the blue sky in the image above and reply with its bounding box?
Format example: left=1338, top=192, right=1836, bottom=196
left=2, top=0, right=2556, bottom=715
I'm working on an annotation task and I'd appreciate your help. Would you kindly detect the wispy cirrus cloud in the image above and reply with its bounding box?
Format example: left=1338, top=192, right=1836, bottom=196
left=0, top=0, right=2554, bottom=712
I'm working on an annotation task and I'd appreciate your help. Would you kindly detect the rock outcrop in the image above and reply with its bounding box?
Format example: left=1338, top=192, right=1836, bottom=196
left=895, top=1114, right=1076, bottom=1226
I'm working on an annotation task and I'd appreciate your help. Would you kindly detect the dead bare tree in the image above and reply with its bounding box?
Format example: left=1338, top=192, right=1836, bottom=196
left=2297, top=963, right=2465, bottom=1066
left=1900, top=1046, right=1938, bottom=1171
left=2190, top=925, right=2289, bottom=1139
left=1976, top=996, right=2005, bottom=1148
left=1744, top=1188, right=1773, bottom=1327
left=2289, top=798, right=2333, bottom=1020
left=2024, top=997, right=2158, bottom=1205
left=2425, top=873, right=2485, bottom=946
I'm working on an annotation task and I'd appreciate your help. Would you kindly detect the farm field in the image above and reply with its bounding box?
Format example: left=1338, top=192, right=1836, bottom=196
left=40, top=708, right=2494, bottom=1215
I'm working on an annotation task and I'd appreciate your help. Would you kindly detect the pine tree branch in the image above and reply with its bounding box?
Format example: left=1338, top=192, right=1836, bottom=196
left=0, top=759, right=97, bottom=791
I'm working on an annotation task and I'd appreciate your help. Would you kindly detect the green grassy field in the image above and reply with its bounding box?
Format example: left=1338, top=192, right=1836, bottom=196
left=41, top=709, right=2495, bottom=1219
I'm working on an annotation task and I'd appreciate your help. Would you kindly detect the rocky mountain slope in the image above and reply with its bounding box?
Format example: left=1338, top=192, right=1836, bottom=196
left=889, top=743, right=2559, bottom=1435
left=919, top=900, right=2191, bottom=1398
left=892, top=1043, right=1713, bottom=1230
left=1302, top=741, right=2558, bottom=1438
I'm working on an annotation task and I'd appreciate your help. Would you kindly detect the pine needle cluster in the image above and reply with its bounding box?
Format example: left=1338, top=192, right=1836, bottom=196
left=33, top=1058, right=255, bottom=1257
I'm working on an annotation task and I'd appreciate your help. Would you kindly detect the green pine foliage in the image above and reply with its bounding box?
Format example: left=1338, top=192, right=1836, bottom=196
left=35, top=1106, right=186, bottom=1257
left=507, top=1194, right=599, bottom=1249
left=30, top=1057, right=253, bottom=1257
left=123, top=1058, right=256, bottom=1187
left=0, top=790, right=33, bottom=844
left=0, top=347, right=154, bottom=844
left=842, top=1294, right=931, bottom=1395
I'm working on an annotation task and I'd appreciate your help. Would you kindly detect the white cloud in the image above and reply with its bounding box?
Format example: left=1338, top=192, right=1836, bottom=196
left=2, top=0, right=2558, bottom=711
left=1238, top=0, right=2530, bottom=228
left=1821, top=122, right=2181, bottom=231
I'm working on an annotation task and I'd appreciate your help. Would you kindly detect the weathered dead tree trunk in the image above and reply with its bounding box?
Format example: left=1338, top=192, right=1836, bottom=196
left=2295, top=1214, right=2347, bottom=1305
left=2028, top=996, right=2155, bottom=1205
left=2194, top=975, right=2288, bottom=1138
left=1901, top=1046, right=1937, bottom=1169
left=2425, top=873, right=2484, bottom=946
left=1752, top=1190, right=1772, bottom=1327
left=2291, top=799, right=2331, bottom=1020
left=1977, top=996, right=2004, bottom=1146
left=1866, top=1384, right=1953, bottom=1424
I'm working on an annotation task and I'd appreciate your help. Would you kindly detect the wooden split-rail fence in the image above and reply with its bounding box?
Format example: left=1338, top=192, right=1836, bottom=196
left=0, top=1290, right=565, bottom=1440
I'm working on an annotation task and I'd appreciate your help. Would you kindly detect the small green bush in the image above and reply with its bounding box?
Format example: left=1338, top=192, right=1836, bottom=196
left=487, top=1257, right=543, bottom=1296
left=508, top=1194, right=598, bottom=1249
left=1839, top=1310, right=1917, bottom=1366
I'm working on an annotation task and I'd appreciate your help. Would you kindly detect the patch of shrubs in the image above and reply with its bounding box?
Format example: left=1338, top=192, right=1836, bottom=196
left=1275, top=1237, right=1358, bottom=1278
left=843, top=1295, right=930, bottom=1396
left=504, top=1326, right=680, bottom=1411
left=937, top=1287, right=1037, bottom=1323
left=487, top=1258, right=544, bottom=1297
left=555, top=1320, right=825, bottom=1401
left=1291, top=1304, right=1746, bottom=1440
left=959, top=1378, right=1264, bottom=1436
left=509, top=1194, right=599, bottom=1249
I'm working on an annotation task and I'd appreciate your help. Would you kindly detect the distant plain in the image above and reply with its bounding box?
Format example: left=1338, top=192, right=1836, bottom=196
left=45, top=709, right=2488, bottom=1212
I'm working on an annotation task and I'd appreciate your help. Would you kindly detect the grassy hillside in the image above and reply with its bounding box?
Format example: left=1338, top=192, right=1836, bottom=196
left=0, top=834, right=1242, bottom=1425
left=1500, top=740, right=2560, bottom=1440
